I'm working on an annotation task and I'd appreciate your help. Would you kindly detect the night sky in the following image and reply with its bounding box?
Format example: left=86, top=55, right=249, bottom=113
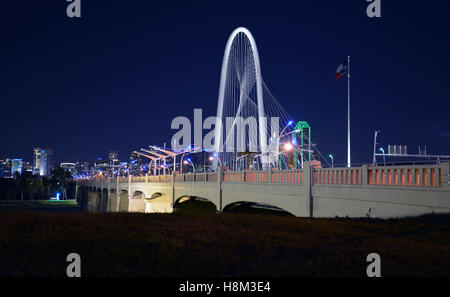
left=1, top=1, right=449, bottom=166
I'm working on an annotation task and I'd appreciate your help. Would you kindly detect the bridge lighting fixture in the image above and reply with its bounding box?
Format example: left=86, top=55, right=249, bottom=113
left=284, top=143, right=293, bottom=151
left=183, top=158, right=195, bottom=172
left=280, top=121, right=296, bottom=138
left=328, top=154, right=334, bottom=168
left=379, top=148, right=386, bottom=166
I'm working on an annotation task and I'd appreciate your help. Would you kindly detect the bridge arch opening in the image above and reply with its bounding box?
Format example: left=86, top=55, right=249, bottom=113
left=132, top=191, right=146, bottom=199
left=118, top=190, right=129, bottom=212
left=143, top=192, right=172, bottom=213
left=149, top=192, right=164, bottom=200
left=173, top=196, right=218, bottom=215
left=223, top=201, right=294, bottom=216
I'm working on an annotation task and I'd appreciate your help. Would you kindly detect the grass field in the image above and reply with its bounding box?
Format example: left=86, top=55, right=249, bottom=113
left=0, top=200, right=79, bottom=212
left=0, top=203, right=449, bottom=277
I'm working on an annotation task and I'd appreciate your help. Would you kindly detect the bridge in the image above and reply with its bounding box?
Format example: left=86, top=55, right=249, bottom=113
left=77, top=27, right=450, bottom=218
left=77, top=162, right=450, bottom=218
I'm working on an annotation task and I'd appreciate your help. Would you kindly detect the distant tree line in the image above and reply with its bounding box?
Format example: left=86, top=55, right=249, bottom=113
left=0, top=167, right=76, bottom=200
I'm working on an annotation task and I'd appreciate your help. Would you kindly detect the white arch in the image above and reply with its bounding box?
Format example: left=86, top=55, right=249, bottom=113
left=213, top=27, right=268, bottom=169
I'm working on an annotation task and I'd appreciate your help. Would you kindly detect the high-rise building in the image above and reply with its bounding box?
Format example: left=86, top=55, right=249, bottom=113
left=0, top=159, right=12, bottom=178
left=109, top=151, right=119, bottom=166
left=11, top=159, right=23, bottom=176
left=22, top=161, right=32, bottom=173
left=33, top=148, right=54, bottom=176
left=33, top=148, right=41, bottom=175
left=61, top=163, right=76, bottom=177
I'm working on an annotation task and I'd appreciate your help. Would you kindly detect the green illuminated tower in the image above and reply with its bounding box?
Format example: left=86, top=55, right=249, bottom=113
left=293, top=121, right=311, bottom=169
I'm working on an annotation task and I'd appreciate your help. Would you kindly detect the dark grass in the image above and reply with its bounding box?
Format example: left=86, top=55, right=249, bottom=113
left=0, top=209, right=450, bottom=277
left=0, top=200, right=79, bottom=213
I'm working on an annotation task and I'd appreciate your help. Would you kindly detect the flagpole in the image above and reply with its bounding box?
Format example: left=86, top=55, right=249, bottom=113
left=347, top=55, right=351, bottom=168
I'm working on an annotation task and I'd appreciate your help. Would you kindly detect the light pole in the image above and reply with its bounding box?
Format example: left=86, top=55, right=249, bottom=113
left=211, top=153, right=222, bottom=169
left=372, top=130, right=380, bottom=166
left=379, top=148, right=386, bottom=166
left=184, top=158, right=195, bottom=173
left=280, top=120, right=294, bottom=137
left=180, top=146, right=192, bottom=174
left=328, top=154, right=334, bottom=168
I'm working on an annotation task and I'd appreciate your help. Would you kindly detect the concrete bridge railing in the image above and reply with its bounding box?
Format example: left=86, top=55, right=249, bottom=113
left=77, top=162, right=450, bottom=218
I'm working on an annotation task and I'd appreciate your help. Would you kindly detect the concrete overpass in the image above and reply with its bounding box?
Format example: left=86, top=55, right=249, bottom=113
left=77, top=162, right=450, bottom=218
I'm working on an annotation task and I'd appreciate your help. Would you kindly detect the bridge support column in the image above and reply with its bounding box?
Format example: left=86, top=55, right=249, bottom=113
left=303, top=162, right=313, bottom=218
left=218, top=167, right=223, bottom=211
left=107, top=178, right=111, bottom=212
left=98, top=189, right=103, bottom=212
left=361, top=165, right=369, bottom=185
left=171, top=171, right=175, bottom=206
left=115, top=177, right=120, bottom=212
left=128, top=174, right=132, bottom=201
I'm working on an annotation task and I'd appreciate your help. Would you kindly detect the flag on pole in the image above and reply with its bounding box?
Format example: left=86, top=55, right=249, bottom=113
left=335, top=59, right=348, bottom=80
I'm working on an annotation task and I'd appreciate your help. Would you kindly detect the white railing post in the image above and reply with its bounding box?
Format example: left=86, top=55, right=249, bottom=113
left=434, top=166, right=440, bottom=187
left=418, top=168, right=423, bottom=187
left=441, top=162, right=449, bottom=188
left=361, top=165, right=368, bottom=185
left=426, top=168, right=432, bottom=187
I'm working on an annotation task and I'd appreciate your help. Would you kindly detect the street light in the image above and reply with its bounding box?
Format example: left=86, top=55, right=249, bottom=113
left=180, top=146, right=198, bottom=173
left=280, top=120, right=294, bottom=138
left=379, top=147, right=386, bottom=166
left=328, top=154, right=334, bottom=168
left=184, top=158, right=195, bottom=172
left=284, top=143, right=293, bottom=151
left=210, top=153, right=223, bottom=168
left=372, top=130, right=380, bottom=165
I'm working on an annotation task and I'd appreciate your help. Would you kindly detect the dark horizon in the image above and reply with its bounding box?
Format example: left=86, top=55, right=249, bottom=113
left=1, top=1, right=449, bottom=166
